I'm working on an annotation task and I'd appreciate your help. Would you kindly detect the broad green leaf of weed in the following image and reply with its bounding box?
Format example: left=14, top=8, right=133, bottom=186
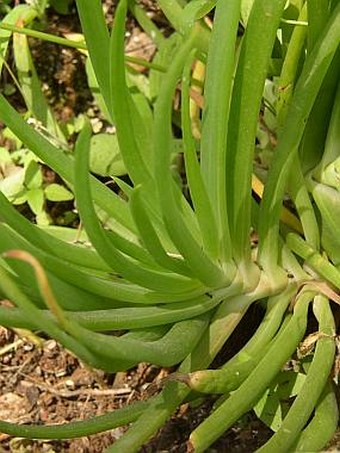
left=0, top=167, right=25, bottom=200
left=0, top=146, right=12, bottom=166
left=35, top=211, right=51, bottom=226
left=24, top=160, right=42, bottom=189
left=44, top=183, right=74, bottom=202
left=89, top=133, right=126, bottom=176
left=26, top=187, right=44, bottom=215
left=2, top=127, right=22, bottom=149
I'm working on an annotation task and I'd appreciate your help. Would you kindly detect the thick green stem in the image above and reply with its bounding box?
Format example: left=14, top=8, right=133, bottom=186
left=189, top=291, right=312, bottom=452
left=258, top=295, right=336, bottom=452
left=293, top=381, right=339, bottom=452
left=178, top=285, right=295, bottom=394
left=106, top=291, right=255, bottom=452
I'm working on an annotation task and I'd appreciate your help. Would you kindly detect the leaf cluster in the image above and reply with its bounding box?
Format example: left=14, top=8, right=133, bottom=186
left=0, top=0, right=340, bottom=451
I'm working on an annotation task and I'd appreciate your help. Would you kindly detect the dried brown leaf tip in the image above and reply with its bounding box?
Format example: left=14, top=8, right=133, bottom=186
left=298, top=331, right=335, bottom=358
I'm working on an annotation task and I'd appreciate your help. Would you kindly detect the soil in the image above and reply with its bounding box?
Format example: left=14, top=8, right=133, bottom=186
left=0, top=310, right=339, bottom=452
left=1, top=2, right=340, bottom=452
left=0, top=316, right=274, bottom=453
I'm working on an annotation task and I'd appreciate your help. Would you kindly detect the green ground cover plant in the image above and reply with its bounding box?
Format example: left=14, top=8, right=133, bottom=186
left=0, top=0, right=340, bottom=451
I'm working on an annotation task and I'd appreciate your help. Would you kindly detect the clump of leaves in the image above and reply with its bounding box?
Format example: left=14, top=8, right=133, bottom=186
left=0, top=0, right=340, bottom=452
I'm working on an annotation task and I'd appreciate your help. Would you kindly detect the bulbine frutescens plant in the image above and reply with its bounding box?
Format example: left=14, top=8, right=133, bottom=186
left=0, top=0, right=340, bottom=451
